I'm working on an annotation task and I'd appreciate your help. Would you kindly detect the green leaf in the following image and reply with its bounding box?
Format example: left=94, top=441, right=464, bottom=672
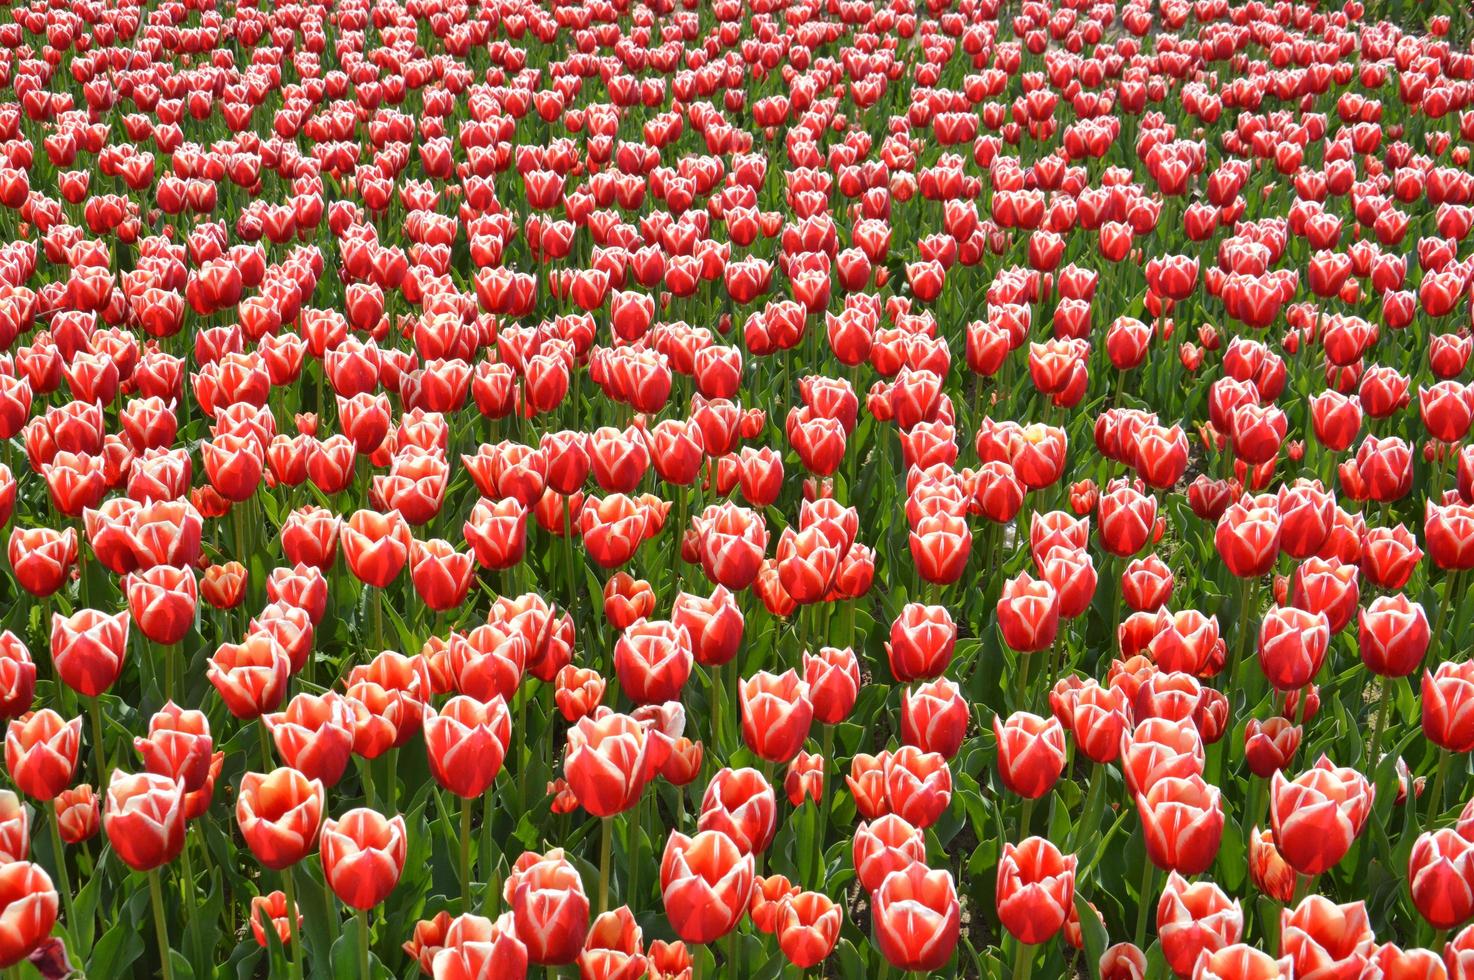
left=88, top=919, right=145, bottom=980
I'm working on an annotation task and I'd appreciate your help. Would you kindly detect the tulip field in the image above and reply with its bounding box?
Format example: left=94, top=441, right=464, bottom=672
left=4, top=0, right=1474, bottom=977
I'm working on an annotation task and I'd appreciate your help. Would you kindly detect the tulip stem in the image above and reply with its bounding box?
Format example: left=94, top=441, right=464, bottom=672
left=627, top=799, right=642, bottom=912
left=1429, top=748, right=1454, bottom=824
left=258, top=717, right=274, bottom=772
left=1073, top=762, right=1105, bottom=857
left=357, top=907, right=370, bottom=978
left=815, top=723, right=835, bottom=884
left=1133, top=861, right=1157, bottom=948
left=1010, top=938, right=1035, bottom=980
left=460, top=795, right=474, bottom=913
left=282, top=864, right=303, bottom=979
left=148, top=869, right=175, bottom=980
left=1014, top=651, right=1033, bottom=711
left=47, top=807, right=74, bottom=935
left=1433, top=570, right=1462, bottom=656
left=597, top=816, right=613, bottom=913
left=481, top=789, right=500, bottom=911
left=88, top=697, right=107, bottom=786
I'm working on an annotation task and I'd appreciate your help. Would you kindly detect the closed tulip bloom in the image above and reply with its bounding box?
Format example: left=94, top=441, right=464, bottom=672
left=886, top=603, right=956, bottom=682
left=739, top=670, right=812, bottom=764
left=430, top=911, right=529, bottom=979
left=425, top=696, right=510, bottom=799
left=1369, top=944, right=1447, bottom=980
left=208, top=634, right=291, bottom=719
left=1158, top=872, right=1243, bottom=978
left=263, top=693, right=356, bottom=787
left=1214, top=498, right=1281, bottom=578
left=1279, top=895, right=1375, bottom=979
left=602, top=573, right=655, bottom=631
left=803, top=646, right=861, bottom=725
left=8, top=526, right=75, bottom=598
left=1361, top=524, right=1423, bottom=590
left=511, top=852, right=589, bottom=965
left=1271, top=757, right=1374, bottom=876
left=1191, top=945, right=1293, bottom=979
left=1425, top=661, right=1474, bottom=752
left=0, top=861, right=56, bottom=968
left=555, top=667, right=606, bottom=723
left=134, top=702, right=213, bottom=793
left=660, top=737, right=704, bottom=787
left=0, top=634, right=33, bottom=722
left=749, top=874, right=799, bottom=934
left=1121, top=719, right=1205, bottom=796
left=1360, top=594, right=1431, bottom=677
left=563, top=712, right=671, bottom=818
left=1291, top=557, right=1359, bottom=634
left=1248, top=827, right=1295, bottom=903
left=994, top=712, right=1066, bottom=799
left=236, top=768, right=326, bottom=870
left=698, top=767, right=777, bottom=854
left=1100, top=483, right=1158, bottom=557
left=577, top=906, right=645, bottom=980
left=775, top=891, right=840, bottom=969
left=53, top=785, right=98, bottom=844
left=5, top=711, right=81, bottom=802
left=996, top=837, right=1075, bottom=946
left=1428, top=499, right=1474, bottom=572
left=250, top=891, right=300, bottom=950
left=613, top=619, right=693, bottom=706
left=1068, top=680, right=1133, bottom=764
left=124, top=565, right=197, bottom=646
left=694, top=502, right=768, bottom=590
left=341, top=509, right=411, bottom=588
left=1257, top=606, right=1331, bottom=692
left=104, top=770, right=185, bottom=871
left=853, top=814, right=927, bottom=894
left=660, top=830, right=755, bottom=944
left=901, top=678, right=968, bottom=759
left=784, top=752, right=823, bottom=808
left=409, top=538, right=475, bottom=612
left=1122, top=555, right=1174, bottom=612
left=671, top=586, right=744, bottom=668
left=1409, top=828, right=1474, bottom=929
left=1138, top=775, right=1224, bottom=875
left=872, top=862, right=960, bottom=971
left=1243, top=718, right=1302, bottom=778
left=997, top=572, right=1060, bottom=653
left=883, top=746, right=952, bottom=829
left=201, top=561, right=247, bottom=609
left=320, top=808, right=407, bottom=910
left=50, top=609, right=129, bottom=698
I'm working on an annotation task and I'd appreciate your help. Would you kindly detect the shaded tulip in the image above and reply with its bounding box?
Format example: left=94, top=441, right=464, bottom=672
left=994, top=712, right=1066, bottom=799
left=739, top=670, right=813, bottom=764
left=236, top=767, right=326, bottom=870
left=104, top=770, right=186, bottom=871
left=996, top=836, right=1075, bottom=945
left=320, top=808, right=407, bottom=910
left=1270, top=757, right=1374, bottom=876
left=874, top=862, right=960, bottom=971
left=5, top=710, right=81, bottom=801
left=660, top=830, right=754, bottom=944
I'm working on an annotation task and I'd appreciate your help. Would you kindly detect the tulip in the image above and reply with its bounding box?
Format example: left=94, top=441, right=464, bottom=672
left=886, top=603, right=957, bottom=682
left=1410, top=828, right=1474, bottom=930
left=739, top=670, right=813, bottom=764
left=1138, top=775, right=1224, bottom=875
left=1248, top=828, right=1295, bottom=903
left=263, top=693, right=356, bottom=787
left=803, top=647, right=861, bottom=725
left=1279, top=895, right=1375, bottom=979
left=900, top=678, right=968, bottom=759
left=424, top=696, right=509, bottom=799
left=134, top=702, right=213, bottom=793
left=511, top=852, right=589, bottom=965
left=236, top=768, right=326, bottom=870
left=563, top=712, right=671, bottom=818
left=208, top=634, right=291, bottom=719
left=104, top=771, right=185, bottom=871
left=1192, top=945, right=1294, bottom=979
left=883, top=746, right=952, bottom=829
left=5, top=710, right=81, bottom=802
left=1426, top=662, right=1474, bottom=753
left=320, top=808, right=407, bottom=910
left=123, top=565, right=197, bottom=646
left=53, top=786, right=98, bottom=844
left=613, top=620, right=693, bottom=706
left=997, top=572, right=1060, bottom=653
left=660, top=830, right=754, bottom=944
left=698, top=768, right=776, bottom=855
left=0, top=861, right=56, bottom=968
left=50, top=609, right=128, bottom=699
left=996, top=837, right=1075, bottom=946
left=784, top=752, right=823, bottom=808
left=1215, top=498, right=1281, bottom=578
left=341, top=509, right=411, bottom=588
left=775, top=891, right=840, bottom=969
left=1360, top=594, right=1431, bottom=677
left=671, top=586, right=744, bottom=668
left=994, top=712, right=1066, bottom=799
left=1370, top=944, right=1447, bottom=980
left=1243, top=718, right=1301, bottom=778
left=1158, top=872, right=1243, bottom=978
left=1271, top=757, right=1374, bottom=876
left=874, top=862, right=960, bottom=971
left=429, top=911, right=529, bottom=978
left=577, top=906, right=645, bottom=980
left=1101, top=943, right=1149, bottom=980
left=853, top=813, right=927, bottom=894
left=250, top=891, right=300, bottom=950
left=1257, top=605, right=1331, bottom=692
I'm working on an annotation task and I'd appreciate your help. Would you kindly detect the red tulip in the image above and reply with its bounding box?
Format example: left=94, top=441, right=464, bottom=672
left=1243, top=718, right=1301, bottom=778
left=698, top=767, right=777, bottom=855
left=577, top=906, right=645, bottom=980
left=660, top=830, right=754, bottom=944
left=1424, top=661, right=1474, bottom=752
left=1279, top=895, right=1375, bottom=979
left=53, top=785, right=98, bottom=844
left=511, top=851, right=589, bottom=965
left=900, top=678, right=968, bottom=759
left=104, top=770, right=186, bottom=871
left=50, top=609, right=128, bottom=698
left=996, top=836, right=1075, bottom=946
left=1410, top=828, right=1474, bottom=930
left=236, top=767, right=326, bottom=870
left=134, top=702, right=213, bottom=793
left=994, top=712, right=1066, bottom=799
left=671, top=586, right=744, bottom=668
left=1158, top=872, right=1243, bottom=978
left=263, top=693, right=355, bottom=787
left=883, top=746, right=952, bottom=829
left=0, top=861, right=56, bottom=968
left=739, top=670, right=813, bottom=764
left=1137, top=775, right=1224, bottom=875
left=562, top=712, right=671, bottom=818
left=424, top=696, right=510, bottom=799
left=1192, top=945, right=1293, bottom=979
left=996, top=572, right=1060, bottom=653
left=320, top=807, right=407, bottom=909
left=1270, top=757, right=1373, bottom=876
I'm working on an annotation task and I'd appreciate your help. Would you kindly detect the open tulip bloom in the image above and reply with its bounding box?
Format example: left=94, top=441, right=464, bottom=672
left=0, top=0, right=1471, bottom=977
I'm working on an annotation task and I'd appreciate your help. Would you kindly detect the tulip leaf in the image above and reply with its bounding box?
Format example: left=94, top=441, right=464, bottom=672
left=87, top=919, right=145, bottom=980
left=1074, top=891, right=1108, bottom=971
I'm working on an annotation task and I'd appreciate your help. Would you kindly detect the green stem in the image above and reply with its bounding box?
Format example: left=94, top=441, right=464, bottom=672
left=282, top=864, right=303, bottom=979
left=89, top=697, right=108, bottom=786
left=598, top=816, right=614, bottom=913
left=1015, top=651, right=1034, bottom=712
left=1134, top=861, right=1157, bottom=948
left=357, top=907, right=370, bottom=979
left=1072, top=762, right=1105, bottom=857
left=258, top=717, right=274, bottom=771
left=460, top=796, right=474, bottom=913
left=1429, top=748, right=1454, bottom=824
left=1011, top=937, right=1036, bottom=980
left=1368, top=678, right=1393, bottom=772
left=627, top=797, right=642, bottom=912
left=47, top=808, right=74, bottom=935
left=148, top=869, right=175, bottom=980
left=482, top=787, right=500, bottom=911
